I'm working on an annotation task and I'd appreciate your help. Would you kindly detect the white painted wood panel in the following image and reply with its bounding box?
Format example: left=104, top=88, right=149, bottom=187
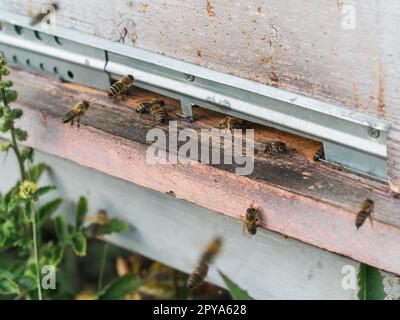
left=0, top=149, right=360, bottom=299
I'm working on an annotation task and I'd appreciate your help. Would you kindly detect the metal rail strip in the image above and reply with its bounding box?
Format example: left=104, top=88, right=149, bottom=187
left=0, top=10, right=391, bottom=180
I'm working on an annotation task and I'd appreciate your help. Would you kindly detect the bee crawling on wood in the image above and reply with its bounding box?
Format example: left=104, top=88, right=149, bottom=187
left=150, top=102, right=169, bottom=124
left=264, top=141, right=287, bottom=154
left=313, top=147, right=325, bottom=161
left=218, top=116, right=247, bottom=132
left=355, top=199, right=374, bottom=229
left=108, top=74, right=134, bottom=98
left=62, top=99, right=93, bottom=128
left=136, top=98, right=168, bottom=124
left=187, top=236, right=223, bottom=291
left=243, top=203, right=260, bottom=237
left=135, top=98, right=165, bottom=114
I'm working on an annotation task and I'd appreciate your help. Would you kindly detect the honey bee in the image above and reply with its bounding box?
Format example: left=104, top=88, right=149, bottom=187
left=356, top=199, right=374, bottom=229
left=135, top=98, right=165, bottom=114
left=62, top=99, right=91, bottom=127
left=150, top=102, right=169, bottom=124
left=264, top=141, right=287, bottom=154
left=199, top=236, right=222, bottom=266
left=219, top=116, right=246, bottom=132
left=187, top=263, right=209, bottom=291
left=187, top=236, right=223, bottom=291
left=108, top=75, right=134, bottom=98
left=243, top=203, right=260, bottom=236
left=30, top=3, right=59, bottom=26
left=85, top=209, right=108, bottom=238
left=313, top=147, right=325, bottom=161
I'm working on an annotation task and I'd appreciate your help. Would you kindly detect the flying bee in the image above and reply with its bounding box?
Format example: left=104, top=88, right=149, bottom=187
left=243, top=203, right=260, bottom=236
left=30, top=3, right=59, bottom=26
left=85, top=209, right=108, bottom=238
left=219, top=116, right=246, bottom=132
left=187, top=263, right=209, bottom=291
left=62, top=99, right=92, bottom=127
left=199, top=236, right=222, bottom=266
left=135, top=98, right=165, bottom=114
left=108, top=75, right=134, bottom=98
left=356, top=199, right=374, bottom=229
left=150, top=103, right=169, bottom=124
left=264, top=141, right=287, bottom=154
left=313, top=147, right=325, bottom=161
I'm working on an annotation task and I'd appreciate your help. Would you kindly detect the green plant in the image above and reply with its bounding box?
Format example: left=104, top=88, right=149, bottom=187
left=358, top=263, right=385, bottom=300
left=0, top=53, right=129, bottom=300
left=219, top=271, right=253, bottom=300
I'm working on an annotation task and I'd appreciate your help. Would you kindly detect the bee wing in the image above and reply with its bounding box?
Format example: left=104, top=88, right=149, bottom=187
left=242, top=221, right=253, bottom=239
left=162, top=105, right=174, bottom=112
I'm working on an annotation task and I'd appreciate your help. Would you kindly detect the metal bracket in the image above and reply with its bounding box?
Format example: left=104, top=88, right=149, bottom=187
left=0, top=10, right=391, bottom=180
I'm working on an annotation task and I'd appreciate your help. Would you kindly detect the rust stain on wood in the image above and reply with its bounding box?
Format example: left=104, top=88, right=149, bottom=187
left=352, top=83, right=361, bottom=110
left=377, top=63, right=386, bottom=117
left=206, top=0, right=216, bottom=17
left=27, top=0, right=33, bottom=16
left=130, top=31, right=138, bottom=46
left=140, top=2, right=149, bottom=14
left=336, top=0, right=344, bottom=11
left=260, top=55, right=272, bottom=65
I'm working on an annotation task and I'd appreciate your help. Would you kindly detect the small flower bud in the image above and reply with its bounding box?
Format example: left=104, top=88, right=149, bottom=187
left=14, top=128, right=28, bottom=141
left=0, top=142, right=12, bottom=152
left=19, top=180, right=38, bottom=200
left=11, top=108, right=23, bottom=119
left=0, top=118, right=12, bottom=133
left=5, top=90, right=17, bottom=103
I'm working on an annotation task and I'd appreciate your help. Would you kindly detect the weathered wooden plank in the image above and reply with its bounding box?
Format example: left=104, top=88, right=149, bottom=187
left=0, top=149, right=361, bottom=299
left=1, top=0, right=400, bottom=191
left=8, top=67, right=400, bottom=228
left=2, top=66, right=400, bottom=275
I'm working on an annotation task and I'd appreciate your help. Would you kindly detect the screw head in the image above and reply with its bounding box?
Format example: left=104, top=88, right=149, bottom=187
left=184, top=74, right=195, bottom=82
left=368, top=127, right=380, bottom=139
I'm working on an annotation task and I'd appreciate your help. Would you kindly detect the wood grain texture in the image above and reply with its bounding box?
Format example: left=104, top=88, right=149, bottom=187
left=1, top=0, right=400, bottom=191
left=0, top=149, right=360, bottom=300
left=2, top=66, right=400, bottom=275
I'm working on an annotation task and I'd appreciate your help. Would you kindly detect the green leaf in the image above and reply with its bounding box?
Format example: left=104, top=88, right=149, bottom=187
left=71, top=231, right=86, bottom=257
left=28, top=163, right=47, bottom=182
left=75, top=197, right=88, bottom=230
left=38, top=198, right=63, bottom=225
left=52, top=245, right=65, bottom=266
left=34, top=185, right=55, bottom=197
left=13, top=128, right=28, bottom=142
left=23, top=201, right=32, bottom=220
left=97, top=274, right=141, bottom=300
left=6, top=196, right=20, bottom=213
left=100, top=218, right=129, bottom=235
left=54, top=215, right=69, bottom=245
left=358, top=264, right=385, bottom=300
left=218, top=271, right=253, bottom=300
left=4, top=89, right=17, bottom=103
left=0, top=270, right=20, bottom=295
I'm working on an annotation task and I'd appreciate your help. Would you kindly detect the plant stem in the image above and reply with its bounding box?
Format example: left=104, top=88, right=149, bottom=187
left=98, top=242, right=109, bottom=292
left=10, top=126, right=26, bottom=181
left=31, top=202, right=42, bottom=300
